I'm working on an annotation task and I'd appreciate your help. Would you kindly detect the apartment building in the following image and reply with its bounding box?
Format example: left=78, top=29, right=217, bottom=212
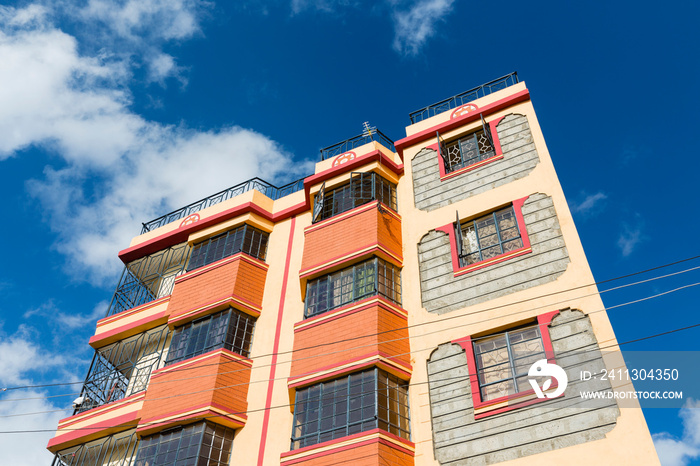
left=47, top=74, right=659, bottom=465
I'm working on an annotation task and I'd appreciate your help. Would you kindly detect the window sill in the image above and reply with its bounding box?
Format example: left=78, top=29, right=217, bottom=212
left=441, top=154, right=504, bottom=181
left=281, top=428, right=414, bottom=465
left=436, top=195, right=532, bottom=276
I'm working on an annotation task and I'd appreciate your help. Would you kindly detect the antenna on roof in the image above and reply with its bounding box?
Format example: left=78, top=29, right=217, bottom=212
left=362, top=121, right=376, bottom=139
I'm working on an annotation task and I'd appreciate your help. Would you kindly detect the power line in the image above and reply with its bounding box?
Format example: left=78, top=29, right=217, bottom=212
left=4, top=254, right=699, bottom=395
left=2, top=275, right=699, bottom=420
left=2, top=298, right=699, bottom=427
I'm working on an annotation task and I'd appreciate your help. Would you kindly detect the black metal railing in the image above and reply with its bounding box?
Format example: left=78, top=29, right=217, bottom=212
left=409, top=72, right=519, bottom=124
left=74, top=326, right=170, bottom=414
left=141, top=176, right=305, bottom=233
left=319, top=129, right=395, bottom=161
left=106, top=242, right=190, bottom=317
left=52, top=430, right=138, bottom=466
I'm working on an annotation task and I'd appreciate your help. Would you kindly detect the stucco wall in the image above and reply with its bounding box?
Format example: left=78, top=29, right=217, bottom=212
left=417, top=193, right=570, bottom=314
left=411, top=113, right=540, bottom=212
left=426, top=309, right=619, bottom=465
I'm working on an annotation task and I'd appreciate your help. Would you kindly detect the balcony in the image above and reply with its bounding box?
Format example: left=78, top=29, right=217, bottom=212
left=75, top=326, right=170, bottom=414
left=320, top=129, right=395, bottom=161
left=141, top=176, right=306, bottom=233
left=408, top=72, right=519, bottom=124
left=106, top=242, right=189, bottom=317
left=51, top=430, right=138, bottom=466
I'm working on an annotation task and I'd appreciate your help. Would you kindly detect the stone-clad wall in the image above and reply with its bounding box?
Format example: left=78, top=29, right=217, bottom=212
left=411, top=113, right=540, bottom=212
left=417, top=194, right=569, bottom=314
left=426, top=309, right=619, bottom=465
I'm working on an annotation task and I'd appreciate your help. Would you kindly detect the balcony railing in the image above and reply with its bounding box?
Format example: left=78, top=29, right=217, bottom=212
left=320, top=129, right=395, bottom=161
left=106, top=242, right=189, bottom=317
left=52, top=430, right=138, bottom=466
left=408, top=72, right=519, bottom=124
left=74, top=326, right=170, bottom=414
left=141, top=176, right=306, bottom=233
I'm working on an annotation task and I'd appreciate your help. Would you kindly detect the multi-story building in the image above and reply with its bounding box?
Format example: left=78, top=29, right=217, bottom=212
left=47, top=74, right=659, bottom=465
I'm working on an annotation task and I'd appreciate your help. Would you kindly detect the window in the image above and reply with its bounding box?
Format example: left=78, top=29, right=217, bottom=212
left=456, top=206, right=523, bottom=268
left=453, top=311, right=558, bottom=417
left=187, top=224, right=268, bottom=271
left=473, top=324, right=546, bottom=402
left=304, top=257, right=401, bottom=319
left=313, top=172, right=397, bottom=223
left=291, top=368, right=410, bottom=450
left=134, top=422, right=234, bottom=466
left=437, top=115, right=496, bottom=174
left=165, top=307, right=255, bottom=365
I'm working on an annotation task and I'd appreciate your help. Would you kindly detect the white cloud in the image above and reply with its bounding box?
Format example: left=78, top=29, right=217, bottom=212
left=79, top=0, right=206, bottom=42
left=0, top=390, right=71, bottom=466
left=617, top=220, right=645, bottom=257
left=654, top=399, right=700, bottom=466
left=0, top=5, right=309, bottom=286
left=24, top=301, right=108, bottom=330
left=290, top=0, right=358, bottom=14
left=0, top=326, right=66, bottom=387
left=570, top=191, right=608, bottom=215
left=391, top=0, right=455, bottom=56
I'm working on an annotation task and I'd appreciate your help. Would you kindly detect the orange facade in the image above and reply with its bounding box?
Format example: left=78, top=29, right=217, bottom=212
left=300, top=201, right=402, bottom=278
left=137, top=349, right=252, bottom=436
left=289, top=299, right=410, bottom=386
left=167, top=253, right=267, bottom=325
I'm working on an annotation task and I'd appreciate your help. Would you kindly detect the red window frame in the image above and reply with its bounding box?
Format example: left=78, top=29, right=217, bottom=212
left=426, top=115, right=506, bottom=181
left=453, top=310, right=559, bottom=418
left=435, top=196, right=532, bottom=277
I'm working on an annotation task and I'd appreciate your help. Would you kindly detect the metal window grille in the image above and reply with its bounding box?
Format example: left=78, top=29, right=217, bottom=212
left=187, top=224, right=269, bottom=271
left=473, top=325, right=546, bottom=401
left=75, top=326, right=170, bottom=414
left=304, top=257, right=401, bottom=319
left=442, top=123, right=496, bottom=174
left=52, top=430, right=139, bottom=466
left=291, top=368, right=410, bottom=450
left=107, top=242, right=190, bottom=317
left=165, top=307, right=256, bottom=365
left=313, top=172, right=397, bottom=223
left=134, top=422, right=234, bottom=466
left=457, top=206, right=523, bottom=267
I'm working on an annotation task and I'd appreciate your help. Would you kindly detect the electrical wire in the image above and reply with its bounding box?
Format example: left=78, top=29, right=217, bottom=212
left=3, top=255, right=699, bottom=395
left=1, top=298, right=699, bottom=430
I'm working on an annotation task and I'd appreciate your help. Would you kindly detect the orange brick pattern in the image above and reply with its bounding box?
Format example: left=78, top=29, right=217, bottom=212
left=167, top=256, right=267, bottom=323
left=290, top=304, right=409, bottom=380
left=138, top=351, right=251, bottom=433
left=286, top=440, right=414, bottom=466
left=301, top=204, right=402, bottom=274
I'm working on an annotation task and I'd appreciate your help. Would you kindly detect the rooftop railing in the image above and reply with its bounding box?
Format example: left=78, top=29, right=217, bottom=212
left=319, top=129, right=395, bottom=161
left=141, top=176, right=306, bottom=233
left=408, top=72, right=519, bottom=124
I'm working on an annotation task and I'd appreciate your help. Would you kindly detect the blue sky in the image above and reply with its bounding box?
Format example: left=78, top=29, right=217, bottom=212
left=0, top=0, right=699, bottom=464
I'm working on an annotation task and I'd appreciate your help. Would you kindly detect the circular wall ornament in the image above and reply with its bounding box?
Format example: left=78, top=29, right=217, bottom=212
left=451, top=104, right=479, bottom=119
left=179, top=213, right=200, bottom=228
left=332, top=151, right=357, bottom=167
